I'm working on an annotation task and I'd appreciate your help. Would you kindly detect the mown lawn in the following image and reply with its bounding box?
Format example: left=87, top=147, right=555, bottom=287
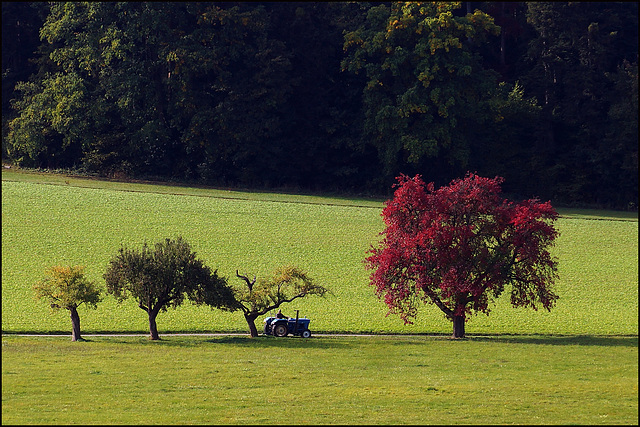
left=2, top=334, right=637, bottom=425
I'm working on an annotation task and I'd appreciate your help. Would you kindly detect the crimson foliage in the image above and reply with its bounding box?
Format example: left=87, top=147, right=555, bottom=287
left=365, top=173, right=559, bottom=337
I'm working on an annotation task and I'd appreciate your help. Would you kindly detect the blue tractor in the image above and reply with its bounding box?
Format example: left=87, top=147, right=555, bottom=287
left=263, top=310, right=312, bottom=338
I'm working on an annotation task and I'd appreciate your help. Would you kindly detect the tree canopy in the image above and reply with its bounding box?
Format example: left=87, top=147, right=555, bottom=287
left=365, top=173, right=560, bottom=338
left=103, top=236, right=235, bottom=340
left=341, top=2, right=501, bottom=176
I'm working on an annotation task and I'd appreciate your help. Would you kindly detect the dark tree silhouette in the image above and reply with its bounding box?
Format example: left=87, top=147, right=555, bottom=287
left=104, top=236, right=235, bottom=340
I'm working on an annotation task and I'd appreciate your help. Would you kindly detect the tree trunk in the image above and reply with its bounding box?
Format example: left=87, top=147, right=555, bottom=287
left=245, top=313, right=260, bottom=338
left=69, top=306, right=82, bottom=342
left=452, top=314, right=466, bottom=338
left=148, top=311, right=161, bottom=340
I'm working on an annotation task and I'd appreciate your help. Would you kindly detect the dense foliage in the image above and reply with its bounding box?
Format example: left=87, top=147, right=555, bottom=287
left=365, top=173, right=560, bottom=337
left=104, top=236, right=235, bottom=339
left=2, top=2, right=637, bottom=209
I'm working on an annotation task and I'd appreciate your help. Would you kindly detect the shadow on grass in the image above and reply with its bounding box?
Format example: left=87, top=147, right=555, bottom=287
left=3, top=332, right=636, bottom=348
left=102, top=334, right=637, bottom=349
left=463, top=334, right=638, bottom=347
left=138, top=335, right=351, bottom=349
left=37, top=334, right=352, bottom=349
left=204, top=335, right=350, bottom=349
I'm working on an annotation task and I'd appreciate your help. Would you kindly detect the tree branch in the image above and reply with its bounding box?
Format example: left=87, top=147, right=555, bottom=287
left=236, top=271, right=256, bottom=292
left=422, top=286, right=453, bottom=318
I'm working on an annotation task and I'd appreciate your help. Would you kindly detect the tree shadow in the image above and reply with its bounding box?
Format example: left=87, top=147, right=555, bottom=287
left=208, top=334, right=638, bottom=348
left=4, top=332, right=636, bottom=348
left=74, top=334, right=350, bottom=349
left=205, top=335, right=350, bottom=349
left=464, top=334, right=638, bottom=347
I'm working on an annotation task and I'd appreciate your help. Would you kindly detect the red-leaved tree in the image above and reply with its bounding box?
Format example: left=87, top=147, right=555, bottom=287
left=365, top=173, right=560, bottom=338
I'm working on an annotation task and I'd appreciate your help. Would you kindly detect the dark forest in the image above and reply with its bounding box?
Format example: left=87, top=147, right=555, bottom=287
left=2, top=2, right=637, bottom=209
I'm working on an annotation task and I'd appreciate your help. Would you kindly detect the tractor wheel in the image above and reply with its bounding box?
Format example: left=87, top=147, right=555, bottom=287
left=301, top=330, right=311, bottom=338
left=273, top=324, right=288, bottom=337
left=263, top=323, right=270, bottom=335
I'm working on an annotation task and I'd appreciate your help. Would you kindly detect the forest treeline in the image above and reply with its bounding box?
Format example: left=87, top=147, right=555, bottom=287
left=2, top=2, right=637, bottom=209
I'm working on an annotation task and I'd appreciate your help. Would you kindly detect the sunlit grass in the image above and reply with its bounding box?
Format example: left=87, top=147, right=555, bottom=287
left=2, top=334, right=637, bottom=425
left=2, top=169, right=638, bottom=337
left=2, top=169, right=637, bottom=425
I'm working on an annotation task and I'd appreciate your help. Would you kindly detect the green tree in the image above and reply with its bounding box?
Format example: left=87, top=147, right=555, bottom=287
left=233, top=266, right=329, bottom=338
left=35, top=2, right=197, bottom=176
left=104, top=236, right=235, bottom=340
left=33, top=265, right=102, bottom=341
left=342, top=1, right=501, bottom=179
left=8, top=72, right=89, bottom=168
left=474, top=2, right=532, bottom=82
left=6, top=2, right=297, bottom=184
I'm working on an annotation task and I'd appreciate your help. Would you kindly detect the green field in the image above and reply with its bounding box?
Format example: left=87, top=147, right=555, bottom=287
left=2, top=168, right=638, bottom=336
left=2, top=335, right=637, bottom=425
left=2, top=169, right=638, bottom=425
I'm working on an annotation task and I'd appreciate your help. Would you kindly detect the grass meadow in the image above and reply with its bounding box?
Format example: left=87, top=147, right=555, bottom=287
left=2, top=335, right=637, bottom=425
left=2, top=168, right=638, bottom=424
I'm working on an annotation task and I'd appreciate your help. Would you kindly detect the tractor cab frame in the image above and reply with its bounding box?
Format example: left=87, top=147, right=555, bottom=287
left=263, top=310, right=311, bottom=338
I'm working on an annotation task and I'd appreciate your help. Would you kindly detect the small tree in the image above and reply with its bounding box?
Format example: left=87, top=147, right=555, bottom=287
left=104, top=236, right=235, bottom=340
left=365, top=173, right=560, bottom=338
left=33, top=265, right=102, bottom=341
left=233, top=265, right=329, bottom=337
